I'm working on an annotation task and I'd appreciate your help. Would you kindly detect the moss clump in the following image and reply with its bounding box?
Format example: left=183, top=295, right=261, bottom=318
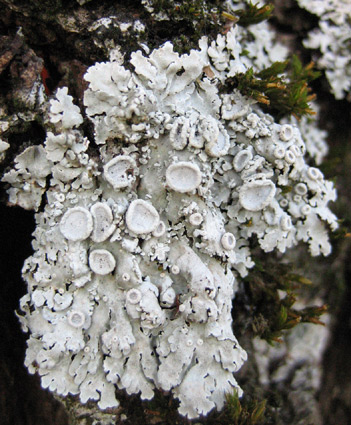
left=240, top=257, right=327, bottom=344
left=223, top=1, right=274, bottom=27
left=225, top=55, right=321, bottom=119
left=206, top=390, right=267, bottom=425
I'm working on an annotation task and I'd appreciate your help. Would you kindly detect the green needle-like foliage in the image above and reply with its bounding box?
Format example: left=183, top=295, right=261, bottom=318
left=242, top=258, right=327, bottom=344
left=224, top=390, right=267, bottom=425
left=235, top=1, right=275, bottom=27
left=226, top=56, right=321, bottom=119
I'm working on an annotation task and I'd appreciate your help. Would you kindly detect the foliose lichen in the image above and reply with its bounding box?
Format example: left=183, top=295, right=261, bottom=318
left=0, top=139, right=10, bottom=162
left=2, top=23, right=337, bottom=420
left=297, top=0, right=351, bottom=100
left=281, top=102, right=329, bottom=166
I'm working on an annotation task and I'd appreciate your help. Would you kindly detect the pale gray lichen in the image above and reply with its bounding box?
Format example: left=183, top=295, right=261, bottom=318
left=2, top=25, right=337, bottom=419
left=0, top=138, right=10, bottom=162
left=281, top=103, right=329, bottom=166
left=297, top=0, right=351, bottom=100
left=225, top=0, right=289, bottom=70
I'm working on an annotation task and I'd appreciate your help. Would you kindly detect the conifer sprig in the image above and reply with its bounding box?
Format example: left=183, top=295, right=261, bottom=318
left=242, top=259, right=327, bottom=345
left=235, top=1, right=275, bottom=27
left=224, top=391, right=267, bottom=425
left=226, top=56, right=321, bottom=119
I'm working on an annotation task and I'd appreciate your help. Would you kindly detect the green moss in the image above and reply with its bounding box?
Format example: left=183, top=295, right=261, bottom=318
left=223, top=1, right=274, bottom=27
left=216, top=390, right=267, bottom=425
left=240, top=256, right=327, bottom=344
left=224, top=55, right=320, bottom=119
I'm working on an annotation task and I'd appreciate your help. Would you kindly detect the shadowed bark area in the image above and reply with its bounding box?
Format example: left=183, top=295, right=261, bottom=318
left=316, top=94, right=351, bottom=425
left=0, top=1, right=350, bottom=424
left=0, top=204, right=69, bottom=425
left=320, top=260, right=351, bottom=424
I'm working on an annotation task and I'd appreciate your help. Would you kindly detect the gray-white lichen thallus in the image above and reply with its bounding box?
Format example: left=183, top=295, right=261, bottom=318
left=2, top=27, right=337, bottom=419
left=297, top=0, right=351, bottom=100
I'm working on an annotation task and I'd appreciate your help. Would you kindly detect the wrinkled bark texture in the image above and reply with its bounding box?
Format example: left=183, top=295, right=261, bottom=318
left=0, top=1, right=350, bottom=424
